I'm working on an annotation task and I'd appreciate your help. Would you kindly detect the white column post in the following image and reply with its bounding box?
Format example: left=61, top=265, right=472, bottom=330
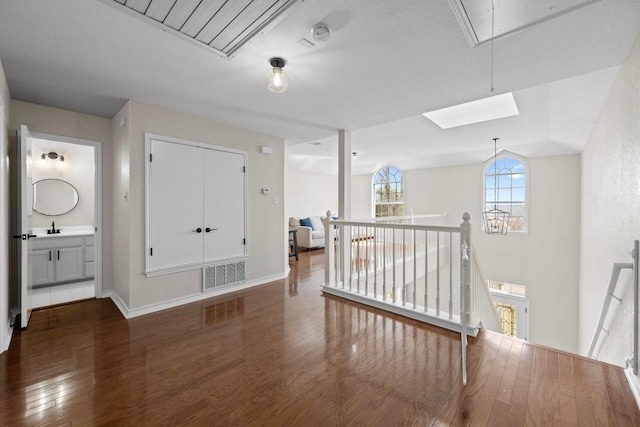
left=338, top=129, right=351, bottom=221
left=338, top=130, right=352, bottom=284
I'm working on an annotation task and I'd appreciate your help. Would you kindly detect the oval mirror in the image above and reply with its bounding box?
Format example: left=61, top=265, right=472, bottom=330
left=32, top=179, right=79, bottom=216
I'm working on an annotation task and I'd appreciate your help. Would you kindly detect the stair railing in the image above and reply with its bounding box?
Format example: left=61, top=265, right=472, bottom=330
left=587, top=261, right=634, bottom=359
left=322, top=211, right=503, bottom=386
left=470, top=249, right=504, bottom=334
left=587, top=240, right=640, bottom=409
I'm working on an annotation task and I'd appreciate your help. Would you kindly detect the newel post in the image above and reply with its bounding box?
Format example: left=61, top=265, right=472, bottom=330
left=460, top=212, right=472, bottom=386
left=460, top=212, right=472, bottom=326
left=323, top=211, right=335, bottom=287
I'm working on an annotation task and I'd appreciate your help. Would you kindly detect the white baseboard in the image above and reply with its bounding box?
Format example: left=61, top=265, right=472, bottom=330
left=105, top=273, right=287, bottom=320
left=101, top=290, right=129, bottom=318
left=321, top=285, right=480, bottom=336
left=625, top=366, right=640, bottom=410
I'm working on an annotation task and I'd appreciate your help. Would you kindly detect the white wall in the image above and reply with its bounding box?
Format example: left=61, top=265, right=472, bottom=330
left=111, top=103, right=130, bottom=305
left=353, top=154, right=582, bottom=353
left=351, top=174, right=372, bottom=219
left=31, top=141, right=94, bottom=227
left=0, top=58, right=11, bottom=352
left=579, top=31, right=640, bottom=357
left=118, top=101, right=285, bottom=311
left=286, top=168, right=338, bottom=219
left=285, top=169, right=393, bottom=220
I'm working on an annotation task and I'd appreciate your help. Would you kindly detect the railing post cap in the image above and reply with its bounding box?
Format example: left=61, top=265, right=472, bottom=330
left=462, top=212, right=471, bottom=222
left=326, top=210, right=332, bottom=219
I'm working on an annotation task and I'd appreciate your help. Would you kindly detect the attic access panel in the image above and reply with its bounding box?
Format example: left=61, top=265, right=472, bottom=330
left=104, top=0, right=299, bottom=57
left=448, top=0, right=602, bottom=47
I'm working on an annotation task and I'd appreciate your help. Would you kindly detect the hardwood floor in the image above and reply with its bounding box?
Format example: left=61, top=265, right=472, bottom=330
left=1, top=249, right=639, bottom=426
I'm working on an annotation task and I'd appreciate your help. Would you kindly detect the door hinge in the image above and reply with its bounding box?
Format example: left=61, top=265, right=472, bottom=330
left=243, top=238, right=246, bottom=245
left=242, top=166, right=246, bottom=173
left=149, top=153, right=153, bottom=162
left=525, top=307, right=528, bottom=313
left=150, top=248, right=153, bottom=256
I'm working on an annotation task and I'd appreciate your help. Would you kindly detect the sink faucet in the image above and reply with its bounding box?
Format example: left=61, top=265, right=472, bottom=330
left=50, top=221, right=59, bottom=234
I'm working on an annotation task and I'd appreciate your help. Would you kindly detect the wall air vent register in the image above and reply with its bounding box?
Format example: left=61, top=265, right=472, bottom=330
left=203, top=261, right=246, bottom=291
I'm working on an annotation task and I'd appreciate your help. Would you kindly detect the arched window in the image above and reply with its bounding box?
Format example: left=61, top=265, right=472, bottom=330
left=484, top=155, right=528, bottom=232
left=373, top=165, right=404, bottom=217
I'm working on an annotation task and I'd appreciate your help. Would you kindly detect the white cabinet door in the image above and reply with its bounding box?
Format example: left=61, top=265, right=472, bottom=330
left=203, top=149, right=246, bottom=262
left=56, top=247, right=83, bottom=282
left=148, top=139, right=204, bottom=271
left=32, top=249, right=54, bottom=286
left=85, top=261, right=94, bottom=277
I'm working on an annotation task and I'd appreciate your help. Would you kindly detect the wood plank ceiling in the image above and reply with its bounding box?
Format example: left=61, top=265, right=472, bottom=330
left=106, top=0, right=299, bottom=57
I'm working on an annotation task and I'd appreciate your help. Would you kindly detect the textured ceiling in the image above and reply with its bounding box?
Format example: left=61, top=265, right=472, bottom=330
left=0, top=0, right=638, bottom=173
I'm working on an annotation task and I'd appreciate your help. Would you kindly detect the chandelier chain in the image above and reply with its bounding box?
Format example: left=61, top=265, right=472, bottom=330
left=490, top=0, right=495, bottom=93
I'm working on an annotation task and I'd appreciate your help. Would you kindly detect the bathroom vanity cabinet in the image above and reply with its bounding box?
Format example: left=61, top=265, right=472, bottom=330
left=32, top=234, right=94, bottom=287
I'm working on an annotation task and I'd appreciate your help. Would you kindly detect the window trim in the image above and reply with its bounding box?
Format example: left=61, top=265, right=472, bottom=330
left=482, top=150, right=529, bottom=234
left=372, top=165, right=406, bottom=218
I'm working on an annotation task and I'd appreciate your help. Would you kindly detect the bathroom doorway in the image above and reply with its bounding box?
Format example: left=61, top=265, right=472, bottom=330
left=17, top=130, right=102, bottom=314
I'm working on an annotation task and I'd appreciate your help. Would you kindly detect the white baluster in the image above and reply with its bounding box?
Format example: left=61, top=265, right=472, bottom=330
left=436, top=232, right=441, bottom=316
left=323, top=210, right=335, bottom=288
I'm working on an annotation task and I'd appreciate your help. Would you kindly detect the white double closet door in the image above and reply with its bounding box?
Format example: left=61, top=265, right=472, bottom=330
left=148, top=138, right=246, bottom=273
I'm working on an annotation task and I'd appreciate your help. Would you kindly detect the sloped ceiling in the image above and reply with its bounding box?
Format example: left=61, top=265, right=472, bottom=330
left=0, top=0, right=638, bottom=173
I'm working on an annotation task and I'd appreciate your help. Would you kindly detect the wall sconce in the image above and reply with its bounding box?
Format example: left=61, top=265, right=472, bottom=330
left=41, top=152, right=64, bottom=162
left=267, top=57, right=288, bottom=93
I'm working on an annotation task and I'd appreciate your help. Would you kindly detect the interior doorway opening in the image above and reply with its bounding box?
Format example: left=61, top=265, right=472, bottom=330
left=11, top=129, right=102, bottom=325
left=487, top=279, right=529, bottom=340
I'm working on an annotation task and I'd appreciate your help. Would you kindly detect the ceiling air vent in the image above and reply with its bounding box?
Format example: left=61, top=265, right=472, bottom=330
left=448, top=0, right=602, bottom=47
left=103, top=0, right=299, bottom=57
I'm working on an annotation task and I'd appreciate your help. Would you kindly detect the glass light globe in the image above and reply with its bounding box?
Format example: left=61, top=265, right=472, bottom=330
left=267, top=67, right=289, bottom=93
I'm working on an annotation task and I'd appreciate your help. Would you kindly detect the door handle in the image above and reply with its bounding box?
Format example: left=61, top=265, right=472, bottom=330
left=193, top=228, right=202, bottom=233
left=57, top=250, right=60, bottom=261
left=205, top=227, right=217, bottom=233
left=27, top=234, right=37, bottom=239
left=49, top=251, right=52, bottom=261
left=13, top=234, right=26, bottom=240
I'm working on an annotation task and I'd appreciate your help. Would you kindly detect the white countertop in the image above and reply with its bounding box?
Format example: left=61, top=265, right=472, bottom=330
left=33, top=225, right=95, bottom=238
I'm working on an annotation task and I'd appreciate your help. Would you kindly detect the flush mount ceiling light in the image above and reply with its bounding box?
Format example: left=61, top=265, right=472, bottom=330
left=41, top=152, right=64, bottom=162
left=267, top=57, right=289, bottom=93
left=422, top=92, right=519, bottom=129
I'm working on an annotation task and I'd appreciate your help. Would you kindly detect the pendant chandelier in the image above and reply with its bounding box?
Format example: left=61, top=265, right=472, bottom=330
left=482, top=138, right=510, bottom=235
